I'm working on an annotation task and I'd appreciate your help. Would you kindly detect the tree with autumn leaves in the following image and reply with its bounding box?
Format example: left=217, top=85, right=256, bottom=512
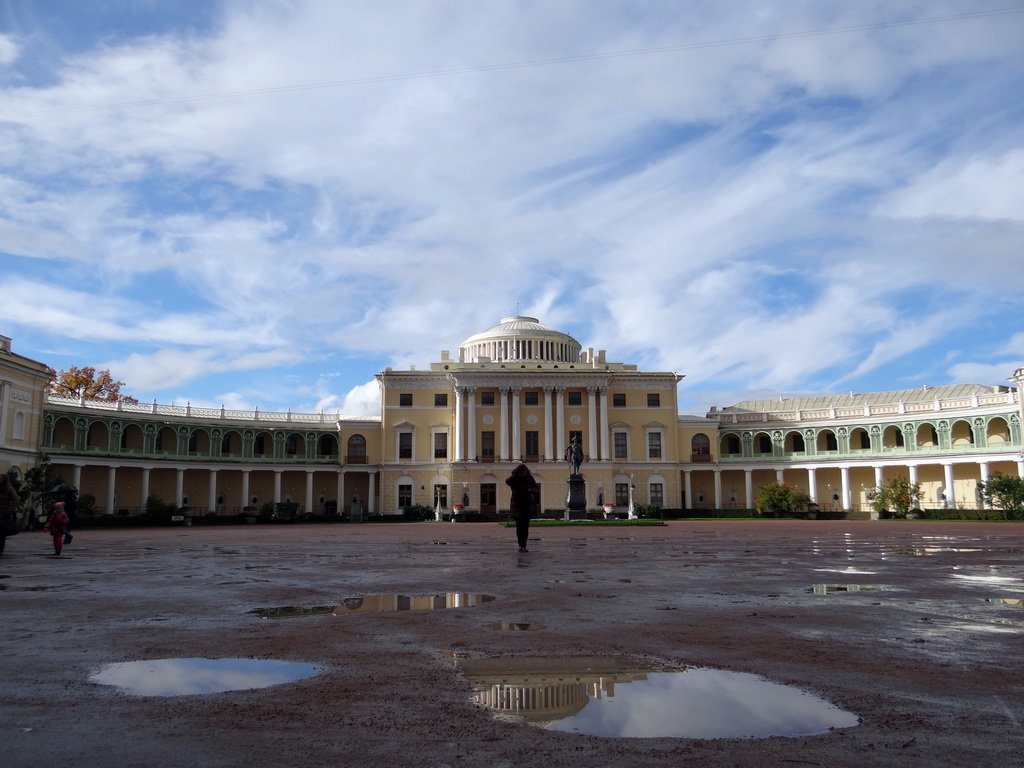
left=47, top=366, right=139, bottom=404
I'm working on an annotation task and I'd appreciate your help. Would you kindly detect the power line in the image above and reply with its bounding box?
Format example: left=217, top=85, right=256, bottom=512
left=6, top=7, right=1023, bottom=118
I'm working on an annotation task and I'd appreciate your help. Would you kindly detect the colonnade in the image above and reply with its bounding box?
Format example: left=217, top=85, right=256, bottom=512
left=684, top=455, right=1024, bottom=510
left=451, top=385, right=610, bottom=463
left=56, top=461, right=379, bottom=516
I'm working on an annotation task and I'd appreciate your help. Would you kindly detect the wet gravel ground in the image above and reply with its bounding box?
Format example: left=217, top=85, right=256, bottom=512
left=2, top=520, right=1023, bottom=767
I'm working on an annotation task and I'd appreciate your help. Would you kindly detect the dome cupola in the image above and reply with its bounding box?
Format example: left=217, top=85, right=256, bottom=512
left=460, top=316, right=582, bottom=363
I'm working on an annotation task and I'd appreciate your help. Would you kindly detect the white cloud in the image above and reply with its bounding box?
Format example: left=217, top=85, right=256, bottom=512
left=1, top=1, right=1022, bottom=406
left=0, top=34, right=19, bottom=66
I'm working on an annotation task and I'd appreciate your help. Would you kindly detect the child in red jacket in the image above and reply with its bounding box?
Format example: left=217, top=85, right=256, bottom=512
left=44, top=501, right=70, bottom=557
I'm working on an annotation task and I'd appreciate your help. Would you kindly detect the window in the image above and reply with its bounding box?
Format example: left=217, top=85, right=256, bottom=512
left=757, top=434, right=772, bottom=454
left=481, top=391, right=495, bottom=406
left=614, top=432, right=628, bottom=459
left=434, top=393, right=448, bottom=407
left=691, top=433, right=710, bottom=458
left=188, top=432, right=198, bottom=453
left=434, top=432, right=447, bottom=459
left=399, top=393, right=413, bottom=407
left=398, top=432, right=413, bottom=459
left=825, top=432, right=838, bottom=451
left=481, top=431, right=495, bottom=460
left=650, top=483, right=664, bottom=507
left=612, top=393, right=626, bottom=407
left=724, top=435, right=740, bottom=454
left=13, top=411, right=25, bottom=440
left=524, top=390, right=539, bottom=406
left=346, top=434, right=366, bottom=463
left=398, top=484, right=412, bottom=508
left=568, top=391, right=582, bottom=406
left=254, top=434, right=266, bottom=455
left=524, top=431, right=539, bottom=459
left=859, top=431, right=871, bottom=450
left=480, top=483, right=496, bottom=510
left=221, top=434, right=231, bottom=453
left=648, top=432, right=662, bottom=459
left=647, top=393, right=660, bottom=407
left=285, top=435, right=298, bottom=455
left=615, top=483, right=630, bottom=506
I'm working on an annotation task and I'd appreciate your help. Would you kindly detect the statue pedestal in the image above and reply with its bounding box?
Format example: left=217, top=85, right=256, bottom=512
left=564, top=474, right=587, bottom=520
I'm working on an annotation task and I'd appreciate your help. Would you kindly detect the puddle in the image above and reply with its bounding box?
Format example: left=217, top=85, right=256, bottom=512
left=0, top=585, right=53, bottom=591
left=89, top=658, right=321, bottom=696
left=813, top=568, right=877, bottom=575
left=252, top=592, right=495, bottom=618
left=808, top=584, right=887, bottom=595
left=459, top=657, right=857, bottom=738
left=487, top=621, right=546, bottom=631
left=986, top=598, right=1024, bottom=609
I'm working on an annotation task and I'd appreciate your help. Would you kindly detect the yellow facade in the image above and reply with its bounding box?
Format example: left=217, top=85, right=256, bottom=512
left=1, top=319, right=1021, bottom=518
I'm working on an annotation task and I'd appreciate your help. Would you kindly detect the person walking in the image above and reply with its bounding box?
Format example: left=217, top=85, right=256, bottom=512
left=0, top=474, right=21, bottom=556
left=505, top=463, right=537, bottom=553
left=44, top=501, right=70, bottom=557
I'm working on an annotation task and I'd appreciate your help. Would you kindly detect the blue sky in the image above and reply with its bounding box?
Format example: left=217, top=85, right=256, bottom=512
left=1, top=1, right=1022, bottom=416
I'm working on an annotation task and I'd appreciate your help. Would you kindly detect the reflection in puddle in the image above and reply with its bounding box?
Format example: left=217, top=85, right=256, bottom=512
left=814, top=568, right=877, bottom=575
left=986, top=598, right=1023, bottom=609
left=459, top=657, right=858, bottom=739
left=0, top=585, right=53, bottom=591
left=252, top=592, right=495, bottom=618
left=487, top=621, right=546, bottom=631
left=808, top=584, right=886, bottom=595
left=90, top=658, right=321, bottom=696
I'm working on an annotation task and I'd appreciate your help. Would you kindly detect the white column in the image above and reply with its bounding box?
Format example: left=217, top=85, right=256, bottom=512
left=979, top=462, right=991, bottom=508
left=175, top=468, right=185, bottom=508
left=208, top=469, right=218, bottom=513
left=499, top=387, right=510, bottom=462
left=943, top=463, right=956, bottom=508
left=807, top=467, right=817, bottom=503
left=368, top=472, right=376, bottom=514
left=140, top=467, right=151, bottom=510
left=105, top=466, right=117, bottom=515
left=840, top=466, right=851, bottom=510
left=684, top=470, right=693, bottom=509
left=713, top=469, right=722, bottom=509
left=556, top=388, right=566, bottom=458
left=336, top=471, right=345, bottom=514
left=587, top=387, right=598, bottom=462
left=454, top=388, right=465, bottom=462
left=908, top=464, right=919, bottom=486
left=305, top=470, right=314, bottom=514
left=72, top=465, right=83, bottom=490
left=273, top=470, right=282, bottom=504
left=874, top=465, right=884, bottom=490
left=543, top=388, right=554, bottom=461
left=511, top=388, right=522, bottom=461
left=599, top=387, right=610, bottom=461
left=744, top=470, right=753, bottom=508
left=466, top=388, right=476, bottom=461
left=775, top=468, right=784, bottom=484
left=241, top=470, right=251, bottom=509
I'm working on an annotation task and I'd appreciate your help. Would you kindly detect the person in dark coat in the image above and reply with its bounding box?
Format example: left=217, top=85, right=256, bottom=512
left=0, top=474, right=20, bottom=556
left=505, top=463, right=537, bottom=552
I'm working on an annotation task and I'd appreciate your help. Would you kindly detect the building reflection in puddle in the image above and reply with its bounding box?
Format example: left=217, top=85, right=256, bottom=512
left=252, top=592, right=495, bottom=618
left=89, top=658, right=321, bottom=696
left=458, top=656, right=858, bottom=739
left=808, top=584, right=887, bottom=595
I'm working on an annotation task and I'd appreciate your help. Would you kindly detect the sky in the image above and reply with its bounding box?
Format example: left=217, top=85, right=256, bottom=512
left=1, top=1, right=1022, bottom=418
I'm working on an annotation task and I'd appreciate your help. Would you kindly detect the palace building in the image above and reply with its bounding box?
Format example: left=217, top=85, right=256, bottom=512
left=3, top=317, right=1023, bottom=518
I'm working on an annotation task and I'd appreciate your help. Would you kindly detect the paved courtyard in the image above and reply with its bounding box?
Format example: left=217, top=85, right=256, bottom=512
left=2, top=519, right=1022, bottom=767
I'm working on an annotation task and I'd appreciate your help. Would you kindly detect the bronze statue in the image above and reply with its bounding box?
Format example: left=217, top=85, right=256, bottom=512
left=564, top=435, right=584, bottom=476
